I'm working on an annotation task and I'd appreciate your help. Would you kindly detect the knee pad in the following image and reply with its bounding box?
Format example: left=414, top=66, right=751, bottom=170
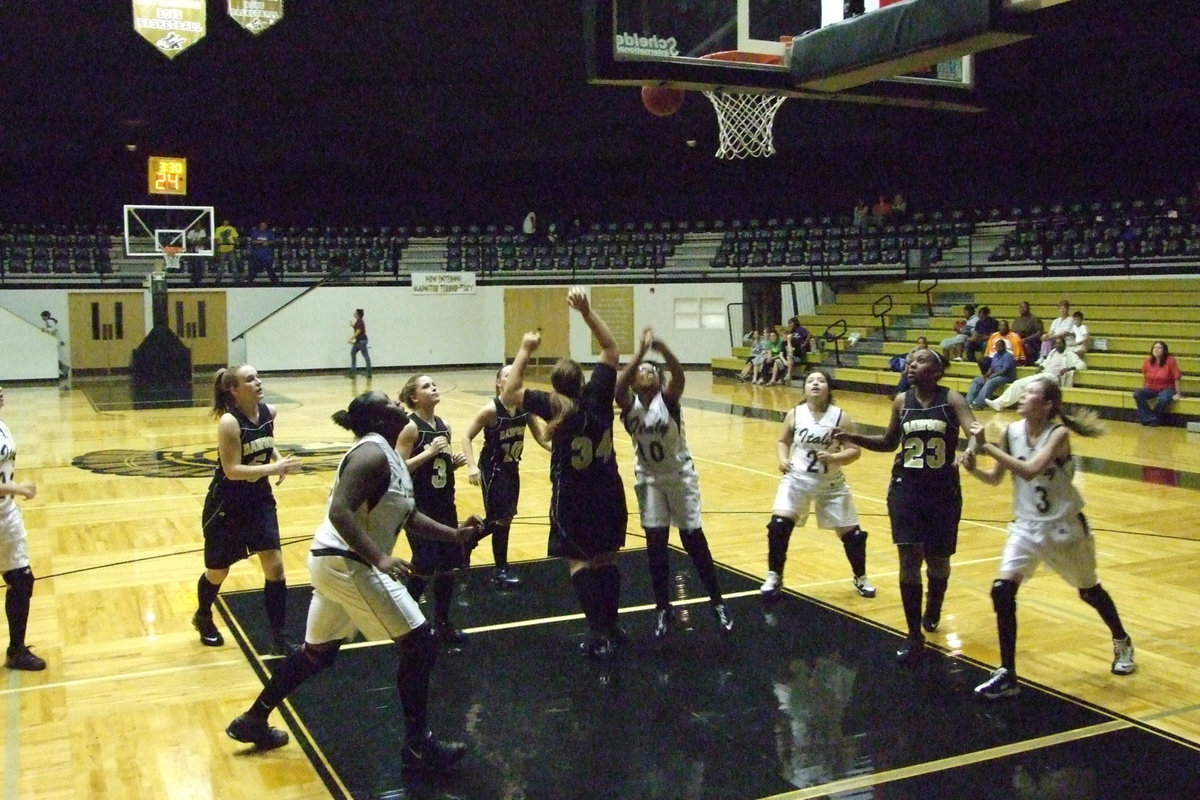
left=767, top=515, right=795, bottom=543
left=991, top=579, right=1018, bottom=615
left=644, top=526, right=670, bottom=549
left=3, top=567, right=34, bottom=599
left=841, top=527, right=867, bottom=547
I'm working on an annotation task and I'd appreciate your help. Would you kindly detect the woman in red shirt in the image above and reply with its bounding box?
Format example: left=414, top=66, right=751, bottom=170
left=1134, top=341, right=1183, bottom=426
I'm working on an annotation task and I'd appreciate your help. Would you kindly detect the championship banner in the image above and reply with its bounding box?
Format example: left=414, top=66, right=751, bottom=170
left=228, top=0, right=284, bottom=35
left=133, top=0, right=206, bottom=59
left=411, top=272, right=477, bottom=296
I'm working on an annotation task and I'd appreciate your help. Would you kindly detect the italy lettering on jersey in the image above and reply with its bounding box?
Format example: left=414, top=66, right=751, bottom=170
left=0, top=421, right=16, bottom=513
left=788, top=403, right=846, bottom=488
left=622, top=392, right=691, bottom=477
left=1006, top=421, right=1083, bottom=524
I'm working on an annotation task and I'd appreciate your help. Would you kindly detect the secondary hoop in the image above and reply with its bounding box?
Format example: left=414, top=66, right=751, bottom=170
left=700, top=51, right=788, bottom=159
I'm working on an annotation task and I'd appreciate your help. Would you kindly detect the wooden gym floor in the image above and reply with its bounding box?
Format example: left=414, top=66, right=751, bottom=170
left=3, top=368, right=1199, bottom=799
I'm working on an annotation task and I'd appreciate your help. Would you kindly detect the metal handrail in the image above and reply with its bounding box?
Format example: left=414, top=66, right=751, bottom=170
left=871, top=294, right=894, bottom=341
left=822, top=319, right=848, bottom=367
left=916, top=277, right=938, bottom=316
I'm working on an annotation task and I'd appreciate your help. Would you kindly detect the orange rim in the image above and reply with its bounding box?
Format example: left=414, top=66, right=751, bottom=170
left=700, top=51, right=783, bottom=66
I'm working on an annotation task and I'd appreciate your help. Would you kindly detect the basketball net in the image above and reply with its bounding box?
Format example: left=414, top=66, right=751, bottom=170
left=702, top=91, right=787, bottom=159
left=162, top=245, right=183, bottom=272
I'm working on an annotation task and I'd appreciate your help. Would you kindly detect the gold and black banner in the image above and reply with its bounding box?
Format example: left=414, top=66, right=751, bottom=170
left=133, top=0, right=206, bottom=59
left=228, top=0, right=283, bottom=35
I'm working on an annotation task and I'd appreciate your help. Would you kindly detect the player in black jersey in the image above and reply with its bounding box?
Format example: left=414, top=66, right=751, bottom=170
left=461, top=364, right=549, bottom=589
left=397, top=374, right=470, bottom=646
left=501, top=287, right=629, bottom=658
left=194, top=365, right=303, bottom=654
left=836, top=348, right=977, bottom=664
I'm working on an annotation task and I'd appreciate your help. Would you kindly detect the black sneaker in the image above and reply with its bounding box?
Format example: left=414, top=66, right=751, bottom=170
left=713, top=603, right=733, bottom=634
left=895, top=634, right=925, bottom=665
left=226, top=713, right=289, bottom=749
left=653, top=607, right=671, bottom=640
left=491, top=569, right=522, bottom=589
left=974, top=667, right=1020, bottom=700
left=579, top=634, right=616, bottom=659
left=401, top=732, right=467, bottom=773
left=192, top=612, right=224, bottom=647
left=921, top=611, right=940, bottom=633
left=5, top=645, right=46, bottom=671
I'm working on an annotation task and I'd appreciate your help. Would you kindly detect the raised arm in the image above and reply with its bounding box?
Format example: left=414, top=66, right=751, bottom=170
left=568, top=286, right=619, bottom=368
left=653, top=333, right=687, bottom=404
left=616, top=325, right=653, bottom=411
left=500, top=331, right=540, bottom=410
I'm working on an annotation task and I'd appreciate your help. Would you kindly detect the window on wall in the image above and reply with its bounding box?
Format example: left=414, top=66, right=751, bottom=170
left=674, top=297, right=726, bottom=330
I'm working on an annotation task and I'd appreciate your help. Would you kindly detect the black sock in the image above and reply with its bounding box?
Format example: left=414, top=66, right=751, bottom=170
left=645, top=527, right=671, bottom=608
left=264, top=578, right=288, bottom=635
left=925, top=576, right=949, bottom=622
left=1080, top=584, right=1128, bottom=640
left=571, top=568, right=603, bottom=632
left=432, top=573, right=455, bottom=624
left=595, top=563, right=622, bottom=632
left=681, top=529, right=723, bottom=604
left=491, top=521, right=511, bottom=571
left=899, top=581, right=923, bottom=637
left=397, top=626, right=437, bottom=741
left=197, top=573, right=221, bottom=615
left=4, top=568, right=33, bottom=650
left=252, top=646, right=327, bottom=717
left=992, top=580, right=1019, bottom=674
left=841, top=528, right=868, bottom=578
left=406, top=574, right=428, bottom=603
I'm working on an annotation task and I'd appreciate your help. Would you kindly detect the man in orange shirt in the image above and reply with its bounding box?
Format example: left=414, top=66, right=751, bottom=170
left=983, top=319, right=1026, bottom=367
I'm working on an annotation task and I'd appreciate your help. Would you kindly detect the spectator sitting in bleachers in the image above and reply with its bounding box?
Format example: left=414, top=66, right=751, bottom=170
left=1037, top=299, right=1074, bottom=363
left=758, top=329, right=786, bottom=385
left=1069, top=311, right=1089, bottom=357
left=737, top=329, right=768, bottom=383
left=965, top=306, right=998, bottom=363
left=1011, top=301, right=1044, bottom=361
left=985, top=337, right=1086, bottom=410
left=781, top=317, right=813, bottom=383
left=1134, top=340, right=1183, bottom=426
left=966, top=339, right=1016, bottom=410
left=981, top=319, right=1026, bottom=368
left=940, top=304, right=977, bottom=362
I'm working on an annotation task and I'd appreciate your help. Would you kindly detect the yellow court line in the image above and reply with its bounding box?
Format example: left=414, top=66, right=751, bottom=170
left=760, top=719, right=1129, bottom=800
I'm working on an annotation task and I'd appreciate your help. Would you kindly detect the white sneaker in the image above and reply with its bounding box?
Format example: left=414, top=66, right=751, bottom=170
left=1111, top=637, right=1136, bottom=675
left=760, top=571, right=782, bottom=601
left=974, top=667, right=1020, bottom=700
left=985, top=398, right=1002, bottom=411
left=852, top=575, right=877, bottom=598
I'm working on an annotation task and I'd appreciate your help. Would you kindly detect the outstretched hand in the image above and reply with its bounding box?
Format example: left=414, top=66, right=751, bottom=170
left=566, top=286, right=591, bottom=315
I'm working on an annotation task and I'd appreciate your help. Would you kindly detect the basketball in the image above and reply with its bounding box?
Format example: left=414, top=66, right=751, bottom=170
left=641, top=85, right=686, bottom=117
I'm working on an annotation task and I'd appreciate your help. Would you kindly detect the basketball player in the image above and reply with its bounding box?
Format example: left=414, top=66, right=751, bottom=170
left=461, top=364, right=549, bottom=589
left=835, top=348, right=977, bottom=664
left=616, top=327, right=732, bottom=640
left=194, top=365, right=303, bottom=654
left=761, top=370, right=877, bottom=603
left=500, top=287, right=629, bottom=658
left=225, top=391, right=481, bottom=773
left=397, top=374, right=470, bottom=645
left=0, top=386, right=46, bottom=671
left=964, top=377, right=1135, bottom=699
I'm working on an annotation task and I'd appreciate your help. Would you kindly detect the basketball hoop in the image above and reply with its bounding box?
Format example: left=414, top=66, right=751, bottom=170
left=161, top=245, right=184, bottom=272
left=700, top=52, right=788, bottom=159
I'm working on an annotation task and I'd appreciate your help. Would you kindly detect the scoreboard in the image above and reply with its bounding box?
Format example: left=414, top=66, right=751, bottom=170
left=148, top=156, right=187, bottom=196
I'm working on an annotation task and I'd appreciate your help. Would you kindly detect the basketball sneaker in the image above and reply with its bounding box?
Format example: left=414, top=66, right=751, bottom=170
left=192, top=611, right=224, bottom=647
left=1111, top=637, right=1136, bottom=675
left=852, top=575, right=877, bottom=598
left=922, top=611, right=940, bottom=633
left=895, top=634, right=925, bottom=665
left=5, top=645, right=46, bottom=671
left=491, top=569, right=522, bottom=589
left=974, top=667, right=1020, bottom=700
left=653, top=607, right=671, bottom=641
left=760, top=571, right=782, bottom=602
left=401, top=731, right=467, bottom=773
left=226, top=713, right=289, bottom=750
left=713, top=603, right=733, bottom=634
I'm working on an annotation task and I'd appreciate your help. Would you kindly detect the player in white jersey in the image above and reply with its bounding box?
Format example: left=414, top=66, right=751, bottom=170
left=761, top=370, right=876, bottom=602
left=617, top=328, right=732, bottom=639
left=0, top=387, right=45, bottom=671
left=225, top=391, right=482, bottom=773
left=964, top=376, right=1135, bottom=700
